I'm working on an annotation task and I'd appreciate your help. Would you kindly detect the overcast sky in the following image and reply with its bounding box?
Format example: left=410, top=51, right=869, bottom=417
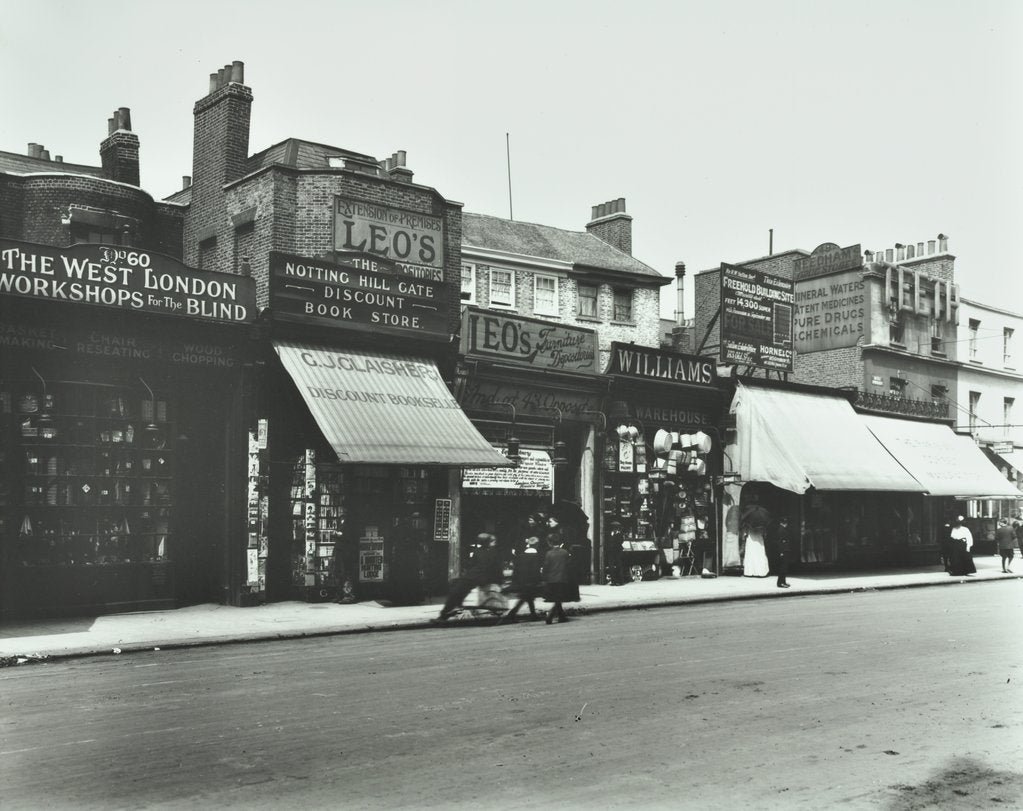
left=2, top=0, right=1020, bottom=320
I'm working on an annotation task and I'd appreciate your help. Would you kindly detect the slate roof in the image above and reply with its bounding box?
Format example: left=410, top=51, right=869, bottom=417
left=0, top=150, right=105, bottom=178
left=462, top=211, right=665, bottom=280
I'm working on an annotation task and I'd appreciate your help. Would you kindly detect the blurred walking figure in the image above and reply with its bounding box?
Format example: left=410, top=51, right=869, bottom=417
left=995, top=517, right=1015, bottom=573
left=433, top=533, right=503, bottom=622
left=947, top=516, right=976, bottom=576
left=542, top=516, right=579, bottom=624
left=499, top=530, right=543, bottom=623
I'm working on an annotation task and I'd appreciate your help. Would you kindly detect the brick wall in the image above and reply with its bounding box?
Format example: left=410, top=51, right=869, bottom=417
left=792, top=345, right=864, bottom=388
left=0, top=173, right=178, bottom=255
left=99, top=132, right=140, bottom=187
left=585, top=214, right=632, bottom=255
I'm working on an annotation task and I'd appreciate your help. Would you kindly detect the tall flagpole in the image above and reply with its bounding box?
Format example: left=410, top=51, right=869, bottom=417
left=506, top=132, right=514, bottom=221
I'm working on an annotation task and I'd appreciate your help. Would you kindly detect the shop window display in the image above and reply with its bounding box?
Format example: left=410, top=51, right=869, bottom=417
left=1, top=379, right=175, bottom=613
left=602, top=425, right=714, bottom=584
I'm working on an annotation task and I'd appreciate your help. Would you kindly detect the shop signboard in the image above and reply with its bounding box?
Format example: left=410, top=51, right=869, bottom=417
left=794, top=243, right=862, bottom=281
left=0, top=238, right=255, bottom=324
left=459, top=378, right=600, bottom=420
left=433, top=498, right=452, bottom=543
left=269, top=251, right=451, bottom=339
left=334, top=196, right=445, bottom=282
left=0, top=313, right=250, bottom=369
left=991, top=441, right=1014, bottom=455
left=720, top=264, right=794, bottom=371
left=462, top=448, right=553, bottom=493
left=460, top=308, right=598, bottom=373
left=604, top=342, right=717, bottom=386
left=794, top=267, right=867, bottom=352
left=359, top=533, right=385, bottom=582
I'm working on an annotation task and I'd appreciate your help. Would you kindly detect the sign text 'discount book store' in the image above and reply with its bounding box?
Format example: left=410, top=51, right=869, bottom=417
left=269, top=251, right=451, bottom=339
left=0, top=239, right=255, bottom=323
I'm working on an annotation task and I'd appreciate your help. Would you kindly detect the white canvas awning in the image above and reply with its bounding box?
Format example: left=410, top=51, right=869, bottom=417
left=730, top=383, right=923, bottom=493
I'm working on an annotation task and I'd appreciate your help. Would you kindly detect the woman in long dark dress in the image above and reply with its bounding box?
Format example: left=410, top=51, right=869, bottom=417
left=499, top=532, right=543, bottom=623
left=948, top=516, right=976, bottom=576
left=541, top=516, right=579, bottom=624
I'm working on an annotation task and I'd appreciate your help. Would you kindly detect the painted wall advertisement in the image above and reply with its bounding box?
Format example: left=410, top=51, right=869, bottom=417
left=462, top=448, right=554, bottom=493
left=334, top=196, right=445, bottom=282
left=794, top=242, right=862, bottom=281
left=460, top=308, right=597, bottom=373
left=720, top=263, right=794, bottom=371
left=269, top=251, right=450, bottom=339
left=794, top=268, right=866, bottom=352
left=0, top=238, right=254, bottom=323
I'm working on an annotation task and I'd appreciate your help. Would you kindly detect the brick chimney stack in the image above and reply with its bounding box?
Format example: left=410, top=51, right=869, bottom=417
left=585, top=197, right=632, bottom=255
left=99, top=107, right=140, bottom=186
left=186, top=60, right=251, bottom=267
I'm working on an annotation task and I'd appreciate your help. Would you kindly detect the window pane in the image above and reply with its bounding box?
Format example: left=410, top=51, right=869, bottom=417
left=578, top=283, right=598, bottom=317
left=460, top=264, right=475, bottom=302
left=613, top=289, right=632, bottom=321
left=491, top=270, right=513, bottom=306
left=535, top=276, right=556, bottom=314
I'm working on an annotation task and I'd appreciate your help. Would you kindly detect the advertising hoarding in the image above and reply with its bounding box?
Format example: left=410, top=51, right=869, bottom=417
left=720, top=264, right=794, bottom=371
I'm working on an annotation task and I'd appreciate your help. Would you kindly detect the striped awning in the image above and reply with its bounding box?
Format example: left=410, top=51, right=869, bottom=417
left=274, top=341, right=511, bottom=467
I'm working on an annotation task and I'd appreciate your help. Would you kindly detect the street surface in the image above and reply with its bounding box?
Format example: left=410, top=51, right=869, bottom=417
left=2, top=582, right=1021, bottom=810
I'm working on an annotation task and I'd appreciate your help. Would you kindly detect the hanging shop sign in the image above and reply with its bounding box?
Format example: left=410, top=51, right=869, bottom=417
left=0, top=238, right=255, bottom=324
left=334, top=196, right=445, bottom=282
left=0, top=314, right=248, bottom=368
left=604, top=342, right=717, bottom=387
left=462, top=448, right=553, bottom=493
left=794, top=268, right=867, bottom=352
left=794, top=243, right=863, bottom=281
left=269, top=251, right=450, bottom=339
left=433, top=498, right=452, bottom=543
left=460, top=308, right=598, bottom=373
left=460, top=378, right=600, bottom=420
left=720, top=263, right=794, bottom=371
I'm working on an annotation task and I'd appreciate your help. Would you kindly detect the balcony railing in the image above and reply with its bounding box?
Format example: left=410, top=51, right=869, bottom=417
left=852, top=389, right=950, bottom=420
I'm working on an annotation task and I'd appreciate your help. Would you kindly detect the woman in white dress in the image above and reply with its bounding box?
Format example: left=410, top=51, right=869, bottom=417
left=741, top=495, right=771, bottom=578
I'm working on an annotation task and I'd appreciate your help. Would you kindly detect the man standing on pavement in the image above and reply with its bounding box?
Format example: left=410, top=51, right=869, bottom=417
left=769, top=515, right=792, bottom=588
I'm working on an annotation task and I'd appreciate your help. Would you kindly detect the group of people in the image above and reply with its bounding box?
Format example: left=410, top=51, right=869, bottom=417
left=434, top=512, right=580, bottom=625
left=740, top=493, right=791, bottom=589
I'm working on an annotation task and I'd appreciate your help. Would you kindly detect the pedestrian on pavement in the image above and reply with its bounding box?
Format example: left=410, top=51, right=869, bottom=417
left=499, top=531, right=543, bottom=623
left=1014, top=519, right=1023, bottom=557
left=947, top=516, right=976, bottom=576
left=542, top=517, right=579, bottom=624
left=995, top=517, right=1015, bottom=573
left=939, top=518, right=954, bottom=573
left=768, top=514, right=792, bottom=588
left=433, top=533, right=503, bottom=622
left=740, top=491, right=771, bottom=578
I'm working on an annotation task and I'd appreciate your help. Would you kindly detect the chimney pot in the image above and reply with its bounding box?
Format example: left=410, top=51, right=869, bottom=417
left=937, top=233, right=949, bottom=252
left=864, top=250, right=874, bottom=262
left=54, top=155, right=63, bottom=163
left=217, top=68, right=227, bottom=87
left=230, top=60, right=244, bottom=84
left=927, top=239, right=936, bottom=254
left=906, top=244, right=915, bottom=259
left=27, top=142, right=38, bottom=157
left=616, top=197, right=626, bottom=213
left=396, top=149, right=406, bottom=167
left=885, top=248, right=894, bottom=262
left=209, top=73, right=219, bottom=94
left=590, top=205, right=599, bottom=221
left=118, top=107, right=132, bottom=131
left=597, top=203, right=607, bottom=219
left=108, top=116, right=117, bottom=135
left=40, top=149, right=50, bottom=161
left=182, top=175, right=192, bottom=189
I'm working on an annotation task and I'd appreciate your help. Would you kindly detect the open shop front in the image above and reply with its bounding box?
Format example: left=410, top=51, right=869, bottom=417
left=600, top=343, right=724, bottom=584
left=250, top=340, right=509, bottom=606
left=723, top=381, right=928, bottom=573
left=861, top=414, right=1021, bottom=560
left=456, top=308, right=602, bottom=581
left=0, top=240, right=255, bottom=618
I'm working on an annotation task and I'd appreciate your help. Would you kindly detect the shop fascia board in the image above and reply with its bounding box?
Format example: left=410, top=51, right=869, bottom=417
left=465, top=357, right=607, bottom=391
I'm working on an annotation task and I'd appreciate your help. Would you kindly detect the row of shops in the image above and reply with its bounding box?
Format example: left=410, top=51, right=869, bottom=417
left=3, top=237, right=1018, bottom=619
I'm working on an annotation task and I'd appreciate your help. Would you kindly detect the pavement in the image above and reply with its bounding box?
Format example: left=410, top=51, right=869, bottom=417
left=1, top=554, right=1018, bottom=664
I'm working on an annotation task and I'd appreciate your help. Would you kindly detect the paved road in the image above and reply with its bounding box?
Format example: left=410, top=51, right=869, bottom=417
left=2, top=583, right=1021, bottom=810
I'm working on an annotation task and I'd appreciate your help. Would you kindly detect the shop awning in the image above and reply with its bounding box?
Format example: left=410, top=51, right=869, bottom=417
left=730, top=383, right=923, bottom=493
left=862, top=415, right=1021, bottom=499
left=274, top=341, right=511, bottom=467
